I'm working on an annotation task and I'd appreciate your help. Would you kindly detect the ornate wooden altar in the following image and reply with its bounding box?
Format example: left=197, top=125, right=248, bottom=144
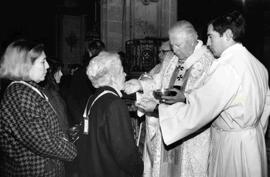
left=125, top=38, right=166, bottom=78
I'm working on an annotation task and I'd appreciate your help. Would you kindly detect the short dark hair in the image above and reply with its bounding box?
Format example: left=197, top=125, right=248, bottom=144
left=87, top=40, right=105, bottom=57
left=83, top=39, right=105, bottom=65
left=209, top=10, right=245, bottom=42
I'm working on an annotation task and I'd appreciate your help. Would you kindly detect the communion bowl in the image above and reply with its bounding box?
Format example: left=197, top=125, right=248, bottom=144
left=153, top=88, right=177, bottom=100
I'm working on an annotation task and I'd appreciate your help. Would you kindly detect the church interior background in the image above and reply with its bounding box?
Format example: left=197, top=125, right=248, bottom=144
left=0, top=0, right=270, bottom=174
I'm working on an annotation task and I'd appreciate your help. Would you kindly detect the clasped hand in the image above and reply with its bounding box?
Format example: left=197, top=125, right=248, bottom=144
left=67, top=123, right=82, bottom=143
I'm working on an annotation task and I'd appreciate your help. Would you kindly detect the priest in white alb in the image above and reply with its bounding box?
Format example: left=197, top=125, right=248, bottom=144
left=136, top=11, right=270, bottom=177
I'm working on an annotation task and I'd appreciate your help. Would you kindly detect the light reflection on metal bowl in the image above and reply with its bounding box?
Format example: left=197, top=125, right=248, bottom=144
left=153, top=88, right=177, bottom=101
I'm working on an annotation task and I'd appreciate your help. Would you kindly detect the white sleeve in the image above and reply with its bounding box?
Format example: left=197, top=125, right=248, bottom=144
left=159, top=64, right=241, bottom=145
left=260, top=88, right=270, bottom=134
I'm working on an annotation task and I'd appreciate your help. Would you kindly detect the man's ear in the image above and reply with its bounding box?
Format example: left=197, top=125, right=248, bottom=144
left=224, top=29, right=233, bottom=41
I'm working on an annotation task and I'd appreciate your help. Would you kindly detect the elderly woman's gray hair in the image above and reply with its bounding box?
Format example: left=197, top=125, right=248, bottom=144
left=86, top=51, right=122, bottom=88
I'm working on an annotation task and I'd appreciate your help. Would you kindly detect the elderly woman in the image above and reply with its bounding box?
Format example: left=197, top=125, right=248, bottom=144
left=77, top=51, right=143, bottom=177
left=0, top=39, right=77, bottom=177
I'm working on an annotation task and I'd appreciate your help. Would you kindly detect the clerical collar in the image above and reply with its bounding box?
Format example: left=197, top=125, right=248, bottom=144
left=182, top=40, right=203, bottom=69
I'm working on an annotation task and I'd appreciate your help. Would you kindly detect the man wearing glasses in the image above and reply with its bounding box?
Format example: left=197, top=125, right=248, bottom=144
left=148, top=41, right=174, bottom=76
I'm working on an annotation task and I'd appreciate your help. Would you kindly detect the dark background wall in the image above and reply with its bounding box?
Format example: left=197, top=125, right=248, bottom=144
left=177, top=0, right=269, bottom=69
left=0, top=0, right=58, bottom=56
left=0, top=0, right=269, bottom=69
left=0, top=0, right=95, bottom=58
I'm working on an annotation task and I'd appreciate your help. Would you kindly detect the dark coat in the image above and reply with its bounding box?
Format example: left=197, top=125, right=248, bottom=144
left=43, top=86, right=70, bottom=132
left=0, top=81, right=77, bottom=177
left=66, top=67, right=96, bottom=124
left=77, top=86, right=143, bottom=177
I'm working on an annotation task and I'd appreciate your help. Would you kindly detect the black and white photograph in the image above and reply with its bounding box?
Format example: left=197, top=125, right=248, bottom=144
left=0, top=0, right=270, bottom=177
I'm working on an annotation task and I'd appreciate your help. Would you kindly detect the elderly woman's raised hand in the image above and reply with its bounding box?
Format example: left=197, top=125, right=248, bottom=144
left=123, top=79, right=142, bottom=94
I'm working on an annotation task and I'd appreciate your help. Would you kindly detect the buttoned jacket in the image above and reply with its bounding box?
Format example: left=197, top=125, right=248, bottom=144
left=0, top=81, right=77, bottom=177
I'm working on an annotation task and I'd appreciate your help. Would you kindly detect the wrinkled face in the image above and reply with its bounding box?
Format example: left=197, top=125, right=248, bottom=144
left=54, top=69, right=63, bottom=84
left=207, top=24, right=225, bottom=58
left=169, top=31, right=194, bottom=60
left=29, top=52, right=49, bottom=83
